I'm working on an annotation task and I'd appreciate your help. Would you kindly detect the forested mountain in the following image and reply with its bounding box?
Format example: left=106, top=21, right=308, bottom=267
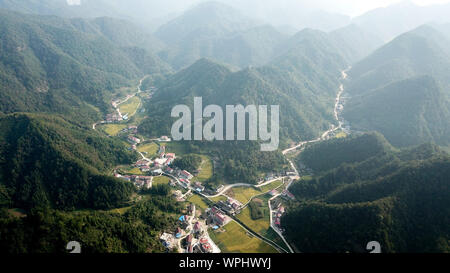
left=285, top=133, right=450, bottom=253
left=155, top=2, right=258, bottom=46
left=0, top=10, right=171, bottom=122
left=296, top=132, right=395, bottom=174
left=0, top=113, right=138, bottom=210
left=140, top=52, right=343, bottom=145
left=0, top=195, right=182, bottom=253
left=154, top=2, right=289, bottom=69
left=344, top=76, right=450, bottom=147
left=343, top=26, right=450, bottom=147
left=328, top=24, right=384, bottom=63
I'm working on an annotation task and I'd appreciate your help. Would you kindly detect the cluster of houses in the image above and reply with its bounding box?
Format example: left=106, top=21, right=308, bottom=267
left=131, top=145, right=177, bottom=174
left=281, top=190, right=296, bottom=201
left=216, top=198, right=242, bottom=216
left=205, top=207, right=229, bottom=227
left=181, top=231, right=214, bottom=253
left=273, top=206, right=285, bottom=228
left=106, top=113, right=123, bottom=123
left=159, top=203, right=217, bottom=253
left=121, top=125, right=138, bottom=135
left=175, top=169, right=205, bottom=193
left=128, top=135, right=141, bottom=145
left=114, top=173, right=152, bottom=189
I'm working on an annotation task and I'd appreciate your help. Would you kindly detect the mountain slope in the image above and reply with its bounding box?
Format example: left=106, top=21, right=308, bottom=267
left=343, top=26, right=450, bottom=147
left=329, top=24, right=384, bottom=63
left=0, top=10, right=172, bottom=122
left=140, top=52, right=344, bottom=145
left=296, top=132, right=394, bottom=174
left=155, top=1, right=258, bottom=45
left=0, top=113, right=138, bottom=210
left=154, top=2, right=293, bottom=69
left=344, top=76, right=450, bottom=147
left=285, top=134, right=450, bottom=253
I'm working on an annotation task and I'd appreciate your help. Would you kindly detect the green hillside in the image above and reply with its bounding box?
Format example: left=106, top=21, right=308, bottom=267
left=0, top=10, right=171, bottom=122
left=296, top=132, right=394, bottom=174
left=0, top=113, right=138, bottom=210
left=344, top=76, right=450, bottom=147
left=343, top=25, right=450, bottom=147
left=284, top=134, right=450, bottom=253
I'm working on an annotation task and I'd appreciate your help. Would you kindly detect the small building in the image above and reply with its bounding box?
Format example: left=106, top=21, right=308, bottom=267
left=159, top=136, right=171, bottom=142
left=128, top=135, right=141, bottom=144
left=180, top=170, right=194, bottom=180
left=201, top=243, right=212, bottom=253
left=214, top=212, right=226, bottom=226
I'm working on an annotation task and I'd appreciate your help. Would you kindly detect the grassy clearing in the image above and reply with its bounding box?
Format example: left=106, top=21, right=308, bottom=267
left=210, top=195, right=228, bottom=203
left=125, top=167, right=144, bottom=175
left=336, top=131, right=348, bottom=138
left=101, top=124, right=127, bottom=136
left=208, top=221, right=278, bottom=253
left=196, top=155, right=213, bottom=182
left=187, top=194, right=209, bottom=211
left=138, top=142, right=159, bottom=156
left=119, top=96, right=141, bottom=117
left=227, top=180, right=283, bottom=204
left=109, top=206, right=132, bottom=215
left=236, top=193, right=290, bottom=253
left=237, top=205, right=270, bottom=235
left=153, top=176, right=170, bottom=187
left=228, top=187, right=263, bottom=204
left=259, top=179, right=283, bottom=193
left=160, top=142, right=190, bottom=155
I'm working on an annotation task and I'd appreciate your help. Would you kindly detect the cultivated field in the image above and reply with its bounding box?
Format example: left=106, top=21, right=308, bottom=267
left=227, top=179, right=283, bottom=204
left=152, top=176, right=170, bottom=187
left=119, top=96, right=141, bottom=117
left=138, top=142, right=159, bottom=156
left=208, top=221, right=278, bottom=253
left=101, top=124, right=127, bottom=136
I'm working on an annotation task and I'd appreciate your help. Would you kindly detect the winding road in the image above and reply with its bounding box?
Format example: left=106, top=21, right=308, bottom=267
left=270, top=68, right=350, bottom=253
left=92, top=76, right=148, bottom=130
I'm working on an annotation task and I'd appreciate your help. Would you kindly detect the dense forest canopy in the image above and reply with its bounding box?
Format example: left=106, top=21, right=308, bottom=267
left=284, top=134, right=450, bottom=253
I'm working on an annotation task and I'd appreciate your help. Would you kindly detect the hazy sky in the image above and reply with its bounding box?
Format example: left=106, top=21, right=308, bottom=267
left=326, top=0, right=450, bottom=16
left=125, top=0, right=450, bottom=17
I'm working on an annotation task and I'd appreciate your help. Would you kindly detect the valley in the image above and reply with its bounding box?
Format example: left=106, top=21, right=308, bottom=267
left=0, top=0, right=449, bottom=255
left=83, top=62, right=350, bottom=253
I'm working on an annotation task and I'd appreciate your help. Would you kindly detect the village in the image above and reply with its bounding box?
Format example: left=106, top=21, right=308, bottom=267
left=97, top=79, right=297, bottom=254
left=110, top=127, right=296, bottom=253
